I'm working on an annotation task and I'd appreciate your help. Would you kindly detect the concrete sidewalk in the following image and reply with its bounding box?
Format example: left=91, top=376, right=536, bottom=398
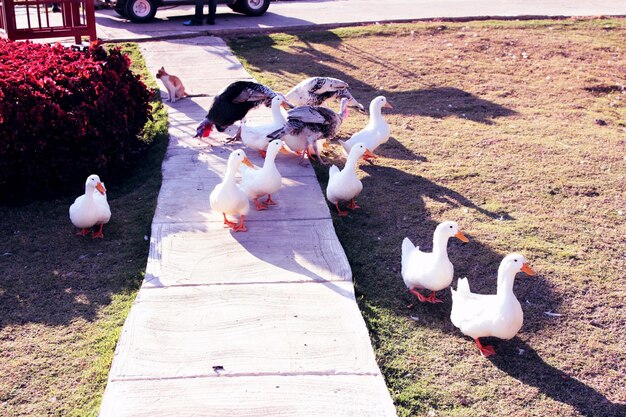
left=94, top=0, right=626, bottom=42
left=98, top=37, right=397, bottom=416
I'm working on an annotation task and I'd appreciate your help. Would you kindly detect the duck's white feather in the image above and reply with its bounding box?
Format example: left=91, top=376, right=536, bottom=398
left=69, top=175, right=110, bottom=229
left=241, top=96, right=287, bottom=152
left=340, top=96, right=391, bottom=155
left=325, top=144, right=368, bottom=205
left=240, top=139, right=284, bottom=199
left=401, top=221, right=466, bottom=292
left=450, top=254, right=531, bottom=341
left=209, top=150, right=251, bottom=217
left=401, top=237, right=417, bottom=276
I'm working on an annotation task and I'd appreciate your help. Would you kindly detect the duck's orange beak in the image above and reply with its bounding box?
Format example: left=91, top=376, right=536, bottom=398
left=279, top=145, right=292, bottom=155
left=242, top=157, right=257, bottom=169
left=455, top=231, right=469, bottom=243
left=383, top=101, right=394, bottom=109
left=96, top=182, right=106, bottom=195
left=363, top=148, right=377, bottom=160
left=521, top=263, right=536, bottom=276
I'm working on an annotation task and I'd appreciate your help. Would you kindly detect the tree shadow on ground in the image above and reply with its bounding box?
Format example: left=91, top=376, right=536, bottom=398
left=230, top=31, right=517, bottom=123
left=489, top=339, right=626, bottom=417
left=0, top=134, right=168, bottom=330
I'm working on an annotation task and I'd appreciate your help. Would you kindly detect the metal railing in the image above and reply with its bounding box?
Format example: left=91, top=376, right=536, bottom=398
left=0, top=0, right=97, bottom=44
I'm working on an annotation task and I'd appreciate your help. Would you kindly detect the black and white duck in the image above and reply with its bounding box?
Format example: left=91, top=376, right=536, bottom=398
left=267, top=98, right=349, bottom=165
left=195, top=81, right=292, bottom=141
left=285, top=77, right=366, bottom=114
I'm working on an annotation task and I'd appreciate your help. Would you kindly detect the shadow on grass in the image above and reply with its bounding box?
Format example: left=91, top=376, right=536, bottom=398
left=0, top=134, right=168, bottom=330
left=229, top=31, right=517, bottom=124
left=490, top=339, right=626, bottom=417
left=369, top=136, right=427, bottom=161
left=312, top=162, right=558, bottom=332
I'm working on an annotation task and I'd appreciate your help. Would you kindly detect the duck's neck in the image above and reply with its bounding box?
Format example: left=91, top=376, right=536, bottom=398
left=345, top=150, right=361, bottom=172
left=84, top=185, right=96, bottom=202
left=271, top=102, right=283, bottom=122
left=339, top=99, right=348, bottom=120
left=263, top=149, right=279, bottom=169
left=496, top=267, right=516, bottom=297
left=432, top=232, right=450, bottom=258
left=368, top=104, right=383, bottom=125
left=223, top=161, right=240, bottom=184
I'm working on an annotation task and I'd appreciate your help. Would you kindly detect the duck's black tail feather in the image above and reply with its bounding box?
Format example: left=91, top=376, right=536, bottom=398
left=267, top=126, right=285, bottom=140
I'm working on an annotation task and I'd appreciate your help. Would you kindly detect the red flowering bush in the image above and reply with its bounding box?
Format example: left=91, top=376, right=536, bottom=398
left=0, top=39, right=153, bottom=203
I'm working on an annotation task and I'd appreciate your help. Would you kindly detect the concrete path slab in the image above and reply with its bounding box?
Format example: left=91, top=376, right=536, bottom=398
left=107, top=282, right=380, bottom=379
left=98, top=36, right=396, bottom=416
left=100, top=374, right=394, bottom=417
left=144, top=220, right=351, bottom=286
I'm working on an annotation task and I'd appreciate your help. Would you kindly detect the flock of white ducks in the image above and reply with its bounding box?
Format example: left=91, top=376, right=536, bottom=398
left=201, top=77, right=537, bottom=357
left=73, top=76, right=537, bottom=358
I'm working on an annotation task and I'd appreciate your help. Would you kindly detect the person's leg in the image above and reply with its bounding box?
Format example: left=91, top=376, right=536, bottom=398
left=207, top=0, right=217, bottom=24
left=183, top=0, right=204, bottom=25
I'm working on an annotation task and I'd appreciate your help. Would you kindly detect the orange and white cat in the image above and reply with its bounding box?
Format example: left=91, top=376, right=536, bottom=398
left=156, top=67, right=187, bottom=103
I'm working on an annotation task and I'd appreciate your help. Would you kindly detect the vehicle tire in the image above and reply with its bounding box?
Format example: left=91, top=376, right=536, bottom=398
left=125, top=0, right=157, bottom=23
left=233, top=0, right=270, bottom=16
left=228, top=2, right=243, bottom=13
left=114, top=0, right=128, bottom=17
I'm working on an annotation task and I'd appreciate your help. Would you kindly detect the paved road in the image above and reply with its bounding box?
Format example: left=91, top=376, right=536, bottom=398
left=95, top=0, right=626, bottom=42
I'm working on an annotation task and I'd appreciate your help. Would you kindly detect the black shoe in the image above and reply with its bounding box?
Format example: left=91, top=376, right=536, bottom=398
left=52, top=5, right=61, bottom=12
left=183, top=20, right=202, bottom=26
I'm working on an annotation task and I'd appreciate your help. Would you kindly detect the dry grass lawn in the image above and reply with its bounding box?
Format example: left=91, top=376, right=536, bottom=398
left=228, top=19, right=626, bottom=417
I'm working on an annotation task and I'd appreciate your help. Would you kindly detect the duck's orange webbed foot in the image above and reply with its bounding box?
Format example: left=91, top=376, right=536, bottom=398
left=265, top=194, right=276, bottom=206
left=233, top=215, right=247, bottom=232
left=426, top=291, right=443, bottom=303
left=409, top=289, right=429, bottom=302
left=347, top=198, right=360, bottom=210
left=91, top=224, right=105, bottom=239
left=254, top=198, right=268, bottom=211
left=410, top=289, right=443, bottom=304
left=335, top=203, right=348, bottom=217
left=76, top=228, right=91, bottom=236
left=222, top=213, right=237, bottom=228
left=475, top=338, right=496, bottom=357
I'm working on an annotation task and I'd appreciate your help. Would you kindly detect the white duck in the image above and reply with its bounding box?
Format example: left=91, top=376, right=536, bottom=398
left=285, top=76, right=366, bottom=114
left=69, top=174, right=111, bottom=238
left=339, top=96, right=393, bottom=160
left=241, top=95, right=288, bottom=157
left=240, top=139, right=290, bottom=210
left=209, top=149, right=255, bottom=232
left=326, top=143, right=375, bottom=216
left=450, top=253, right=536, bottom=357
left=401, top=221, right=469, bottom=303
